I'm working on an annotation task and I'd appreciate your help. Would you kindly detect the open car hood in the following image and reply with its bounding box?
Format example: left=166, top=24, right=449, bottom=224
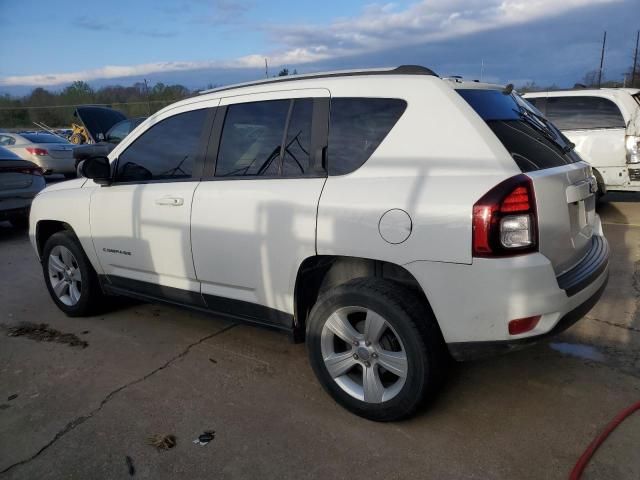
left=74, top=106, right=127, bottom=143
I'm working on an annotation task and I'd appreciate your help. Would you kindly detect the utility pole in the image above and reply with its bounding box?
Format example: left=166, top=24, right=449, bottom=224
left=480, top=59, right=485, bottom=82
left=265, top=58, right=269, bottom=78
left=143, top=78, right=151, bottom=115
left=632, top=30, right=639, bottom=88
left=597, top=31, right=606, bottom=88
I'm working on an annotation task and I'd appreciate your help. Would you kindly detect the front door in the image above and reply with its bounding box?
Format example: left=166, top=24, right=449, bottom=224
left=91, top=105, right=216, bottom=302
left=190, top=90, right=329, bottom=327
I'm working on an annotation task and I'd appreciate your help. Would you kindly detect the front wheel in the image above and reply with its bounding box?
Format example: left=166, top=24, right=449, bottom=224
left=306, top=278, right=446, bottom=421
left=42, top=231, right=103, bottom=316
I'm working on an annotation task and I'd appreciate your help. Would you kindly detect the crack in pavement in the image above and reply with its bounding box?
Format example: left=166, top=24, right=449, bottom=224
left=0, top=323, right=236, bottom=476
left=587, top=316, right=640, bottom=333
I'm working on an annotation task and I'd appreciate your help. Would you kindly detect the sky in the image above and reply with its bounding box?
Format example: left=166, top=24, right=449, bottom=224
left=1, top=0, right=638, bottom=95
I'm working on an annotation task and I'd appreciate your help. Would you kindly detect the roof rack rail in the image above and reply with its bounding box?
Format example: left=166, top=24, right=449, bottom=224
left=199, top=65, right=438, bottom=95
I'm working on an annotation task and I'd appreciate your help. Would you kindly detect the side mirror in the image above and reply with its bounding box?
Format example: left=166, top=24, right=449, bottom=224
left=96, top=132, right=105, bottom=142
left=81, top=156, right=111, bottom=185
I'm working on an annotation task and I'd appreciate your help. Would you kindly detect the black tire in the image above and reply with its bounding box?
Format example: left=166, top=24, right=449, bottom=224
left=69, top=133, right=84, bottom=145
left=306, top=278, right=446, bottom=421
left=9, top=215, right=29, bottom=229
left=42, top=231, right=103, bottom=316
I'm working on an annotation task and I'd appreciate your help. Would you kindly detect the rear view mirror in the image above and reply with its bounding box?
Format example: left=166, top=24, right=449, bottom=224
left=81, top=156, right=111, bottom=185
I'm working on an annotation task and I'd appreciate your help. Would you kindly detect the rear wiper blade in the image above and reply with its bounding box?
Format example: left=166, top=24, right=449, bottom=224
left=512, top=107, right=573, bottom=153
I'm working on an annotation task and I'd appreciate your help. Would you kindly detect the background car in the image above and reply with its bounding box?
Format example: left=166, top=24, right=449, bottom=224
left=0, top=145, right=45, bottom=228
left=73, top=116, right=146, bottom=168
left=524, top=88, right=640, bottom=197
left=0, top=132, right=76, bottom=178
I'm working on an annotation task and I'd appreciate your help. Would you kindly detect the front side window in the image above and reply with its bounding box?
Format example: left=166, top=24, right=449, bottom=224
left=327, top=98, right=407, bottom=176
left=215, top=100, right=290, bottom=177
left=545, top=96, right=625, bottom=130
left=115, top=109, right=207, bottom=182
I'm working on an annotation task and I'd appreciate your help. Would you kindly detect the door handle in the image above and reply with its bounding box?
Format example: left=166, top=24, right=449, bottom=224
left=155, top=196, right=184, bottom=206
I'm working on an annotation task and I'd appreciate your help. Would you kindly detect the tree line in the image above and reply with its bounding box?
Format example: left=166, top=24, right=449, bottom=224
left=0, top=81, right=194, bottom=129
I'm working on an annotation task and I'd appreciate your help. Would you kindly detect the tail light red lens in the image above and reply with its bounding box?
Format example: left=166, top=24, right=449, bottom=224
left=473, top=174, right=537, bottom=257
left=508, top=315, right=541, bottom=335
left=26, top=147, right=48, bottom=156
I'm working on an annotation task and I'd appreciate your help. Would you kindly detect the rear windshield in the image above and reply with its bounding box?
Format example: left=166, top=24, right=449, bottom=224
left=21, top=133, right=68, bottom=144
left=457, top=89, right=580, bottom=172
left=545, top=96, right=625, bottom=130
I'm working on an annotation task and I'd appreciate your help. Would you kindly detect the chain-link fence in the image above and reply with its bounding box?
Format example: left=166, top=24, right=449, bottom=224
left=0, top=100, right=183, bottom=133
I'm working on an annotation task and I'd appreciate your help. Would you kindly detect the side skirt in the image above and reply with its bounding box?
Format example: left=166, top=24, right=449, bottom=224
left=99, top=275, right=295, bottom=335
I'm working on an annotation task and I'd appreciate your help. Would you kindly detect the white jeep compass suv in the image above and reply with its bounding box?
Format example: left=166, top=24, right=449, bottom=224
left=29, top=66, right=609, bottom=421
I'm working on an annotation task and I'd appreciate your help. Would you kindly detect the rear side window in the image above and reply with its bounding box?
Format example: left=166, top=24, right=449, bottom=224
left=525, top=97, right=542, bottom=109
left=458, top=89, right=579, bottom=173
left=115, top=108, right=208, bottom=182
left=545, top=96, right=625, bottom=130
left=328, top=98, right=406, bottom=176
left=216, top=100, right=289, bottom=177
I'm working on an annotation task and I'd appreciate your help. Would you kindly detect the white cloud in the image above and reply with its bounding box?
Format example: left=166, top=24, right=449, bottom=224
left=0, top=0, right=619, bottom=87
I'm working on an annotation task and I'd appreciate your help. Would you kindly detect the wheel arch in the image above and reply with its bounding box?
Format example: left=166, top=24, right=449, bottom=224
left=35, top=220, right=76, bottom=259
left=293, top=255, right=441, bottom=342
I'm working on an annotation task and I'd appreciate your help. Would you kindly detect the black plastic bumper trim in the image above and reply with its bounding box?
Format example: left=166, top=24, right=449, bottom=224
left=556, top=235, right=609, bottom=297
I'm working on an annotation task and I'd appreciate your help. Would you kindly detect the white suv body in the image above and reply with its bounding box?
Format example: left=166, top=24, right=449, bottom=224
left=29, top=67, right=609, bottom=420
left=524, top=88, right=640, bottom=194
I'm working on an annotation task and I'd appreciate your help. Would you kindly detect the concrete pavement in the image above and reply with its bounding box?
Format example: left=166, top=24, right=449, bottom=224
left=1, top=194, right=639, bottom=479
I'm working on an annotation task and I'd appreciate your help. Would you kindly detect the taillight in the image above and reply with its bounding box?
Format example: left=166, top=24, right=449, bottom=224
left=626, top=135, right=640, bottom=164
left=473, top=174, right=537, bottom=257
left=26, top=147, right=48, bottom=156
left=508, top=315, right=541, bottom=335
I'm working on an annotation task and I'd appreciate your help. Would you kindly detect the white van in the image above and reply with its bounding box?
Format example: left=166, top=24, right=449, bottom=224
left=524, top=89, right=640, bottom=195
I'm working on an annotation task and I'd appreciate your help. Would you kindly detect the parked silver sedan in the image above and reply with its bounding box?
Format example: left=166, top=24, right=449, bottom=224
left=0, top=132, right=75, bottom=178
left=0, top=146, right=46, bottom=228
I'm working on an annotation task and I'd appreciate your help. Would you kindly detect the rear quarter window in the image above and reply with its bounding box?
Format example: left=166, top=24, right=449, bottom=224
left=545, top=96, right=625, bottom=130
left=328, top=98, right=406, bottom=176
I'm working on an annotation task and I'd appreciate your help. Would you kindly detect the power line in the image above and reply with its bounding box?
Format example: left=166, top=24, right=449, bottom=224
left=0, top=99, right=184, bottom=111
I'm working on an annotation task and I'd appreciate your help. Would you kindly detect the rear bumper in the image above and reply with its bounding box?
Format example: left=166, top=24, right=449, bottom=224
left=0, top=183, right=43, bottom=218
left=29, top=156, right=75, bottom=174
left=404, top=233, right=610, bottom=360
left=447, top=273, right=608, bottom=361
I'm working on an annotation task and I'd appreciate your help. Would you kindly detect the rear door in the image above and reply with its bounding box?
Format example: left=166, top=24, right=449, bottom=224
left=459, top=89, right=597, bottom=275
left=190, top=89, right=329, bottom=326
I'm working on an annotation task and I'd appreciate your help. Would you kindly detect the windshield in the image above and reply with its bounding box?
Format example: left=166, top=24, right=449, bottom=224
left=457, top=88, right=580, bottom=172
left=21, top=133, right=69, bottom=144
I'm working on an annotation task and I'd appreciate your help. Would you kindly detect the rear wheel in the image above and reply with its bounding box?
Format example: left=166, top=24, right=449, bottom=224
left=307, top=278, right=446, bottom=421
left=42, top=231, right=103, bottom=316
